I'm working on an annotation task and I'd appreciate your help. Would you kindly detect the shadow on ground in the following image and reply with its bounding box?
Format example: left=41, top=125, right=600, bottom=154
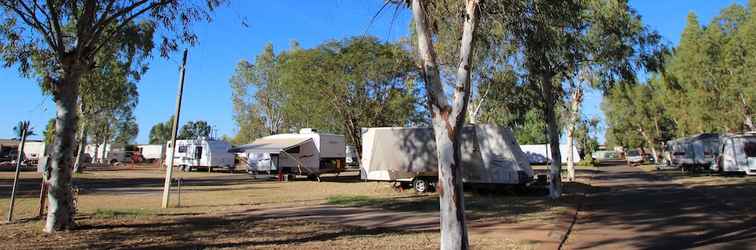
left=567, top=165, right=756, bottom=250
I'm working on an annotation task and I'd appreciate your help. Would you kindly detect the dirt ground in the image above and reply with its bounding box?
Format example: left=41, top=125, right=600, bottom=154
left=565, top=165, right=756, bottom=250
left=0, top=165, right=584, bottom=249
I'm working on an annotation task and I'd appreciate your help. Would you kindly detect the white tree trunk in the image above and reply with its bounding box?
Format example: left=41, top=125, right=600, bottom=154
left=566, top=127, right=576, bottom=181
left=411, top=0, right=479, bottom=249
left=73, top=126, right=87, bottom=173
left=542, top=73, right=562, bottom=199
left=45, top=77, right=79, bottom=232
left=566, top=86, right=582, bottom=182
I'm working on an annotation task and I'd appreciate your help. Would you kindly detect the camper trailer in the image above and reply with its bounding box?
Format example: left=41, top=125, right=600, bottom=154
left=164, top=138, right=235, bottom=172
left=137, top=144, right=165, bottom=162
left=0, top=139, right=47, bottom=166
left=232, top=128, right=346, bottom=179
left=360, top=125, right=535, bottom=193
left=715, top=133, right=756, bottom=175
left=520, top=144, right=581, bottom=165
left=665, top=133, right=721, bottom=170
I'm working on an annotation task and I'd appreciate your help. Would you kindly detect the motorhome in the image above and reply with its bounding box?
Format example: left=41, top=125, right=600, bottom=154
left=232, top=128, right=347, bottom=179
left=164, top=138, right=235, bottom=172
left=520, top=144, right=581, bottom=165
left=360, top=125, right=535, bottom=193
left=714, top=132, right=756, bottom=175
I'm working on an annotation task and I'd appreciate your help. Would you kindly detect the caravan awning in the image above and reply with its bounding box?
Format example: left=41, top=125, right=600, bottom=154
left=230, top=137, right=312, bottom=153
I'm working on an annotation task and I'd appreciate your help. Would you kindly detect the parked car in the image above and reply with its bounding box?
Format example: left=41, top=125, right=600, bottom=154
left=626, top=149, right=644, bottom=165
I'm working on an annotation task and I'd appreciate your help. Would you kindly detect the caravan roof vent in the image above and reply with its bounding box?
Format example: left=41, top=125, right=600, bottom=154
left=299, top=128, right=317, bottom=134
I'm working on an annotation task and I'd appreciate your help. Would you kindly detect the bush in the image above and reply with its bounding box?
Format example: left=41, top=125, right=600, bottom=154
left=576, top=158, right=597, bottom=167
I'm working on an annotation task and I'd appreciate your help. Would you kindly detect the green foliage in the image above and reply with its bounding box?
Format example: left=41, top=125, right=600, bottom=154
left=12, top=120, right=34, bottom=140
left=149, top=116, right=175, bottom=145
left=43, top=119, right=55, bottom=145
left=230, top=36, right=423, bottom=149
left=178, top=120, right=212, bottom=140
left=111, top=116, right=139, bottom=145
left=514, top=109, right=548, bottom=145
left=577, top=158, right=597, bottom=167
left=658, top=3, right=756, bottom=135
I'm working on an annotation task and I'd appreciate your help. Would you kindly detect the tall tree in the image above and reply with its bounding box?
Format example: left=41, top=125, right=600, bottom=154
left=0, top=0, right=222, bottom=232
left=149, top=116, right=175, bottom=144
left=12, top=121, right=36, bottom=140
left=407, top=0, right=480, bottom=248
left=178, top=120, right=212, bottom=139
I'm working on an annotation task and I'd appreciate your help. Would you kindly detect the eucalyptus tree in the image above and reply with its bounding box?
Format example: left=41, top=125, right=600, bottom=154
left=276, top=37, right=420, bottom=155
left=661, top=3, right=756, bottom=134
left=149, top=116, right=174, bottom=144
left=0, top=0, right=222, bottom=232
left=178, top=120, right=212, bottom=140
left=230, top=43, right=286, bottom=141
left=400, top=0, right=482, bottom=248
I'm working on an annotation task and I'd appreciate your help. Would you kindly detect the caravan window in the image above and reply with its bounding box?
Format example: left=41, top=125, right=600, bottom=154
left=745, top=140, right=756, bottom=157
left=178, top=146, right=187, bottom=153
left=195, top=146, right=203, bottom=159
left=285, top=146, right=300, bottom=154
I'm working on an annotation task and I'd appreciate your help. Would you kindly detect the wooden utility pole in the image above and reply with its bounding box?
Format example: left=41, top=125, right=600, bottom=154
left=7, top=121, right=29, bottom=222
left=161, top=49, right=188, bottom=208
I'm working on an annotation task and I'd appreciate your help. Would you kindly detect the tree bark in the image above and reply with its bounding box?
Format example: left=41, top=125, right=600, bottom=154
left=73, top=126, right=87, bottom=173
left=411, top=0, right=479, bottom=249
left=566, top=86, right=582, bottom=182
left=639, top=128, right=659, bottom=164
left=542, top=72, right=562, bottom=199
left=739, top=93, right=754, bottom=131
left=45, top=77, right=80, bottom=232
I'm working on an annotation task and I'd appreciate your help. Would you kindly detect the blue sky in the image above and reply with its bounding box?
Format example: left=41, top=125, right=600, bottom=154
left=0, top=0, right=747, bottom=143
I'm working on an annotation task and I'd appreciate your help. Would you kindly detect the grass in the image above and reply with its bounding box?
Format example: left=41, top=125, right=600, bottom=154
left=326, top=195, right=390, bottom=206
left=93, top=208, right=154, bottom=219
left=0, top=166, right=569, bottom=249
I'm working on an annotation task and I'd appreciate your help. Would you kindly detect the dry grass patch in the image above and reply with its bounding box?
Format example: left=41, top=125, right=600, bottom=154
left=0, top=167, right=569, bottom=249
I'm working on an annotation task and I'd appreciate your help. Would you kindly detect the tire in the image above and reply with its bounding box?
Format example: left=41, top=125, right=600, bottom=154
left=413, top=178, right=429, bottom=193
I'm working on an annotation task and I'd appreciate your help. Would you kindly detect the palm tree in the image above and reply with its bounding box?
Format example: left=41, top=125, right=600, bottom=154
left=12, top=121, right=35, bottom=140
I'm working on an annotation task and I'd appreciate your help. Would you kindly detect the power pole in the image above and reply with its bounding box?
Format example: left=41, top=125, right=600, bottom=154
left=8, top=121, right=29, bottom=222
left=162, top=49, right=188, bottom=208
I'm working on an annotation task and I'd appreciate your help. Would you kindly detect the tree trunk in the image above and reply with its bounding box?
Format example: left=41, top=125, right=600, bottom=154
left=45, top=78, right=79, bottom=232
left=411, top=0, right=479, bottom=249
left=639, top=128, right=659, bottom=164
left=566, top=127, right=576, bottom=181
left=738, top=92, right=754, bottom=131
left=566, top=86, right=582, bottom=182
left=73, top=126, right=87, bottom=173
left=92, top=143, right=100, bottom=163
left=542, top=73, right=562, bottom=199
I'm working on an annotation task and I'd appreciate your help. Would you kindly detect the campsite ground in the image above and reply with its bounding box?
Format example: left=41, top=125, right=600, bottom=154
left=0, top=165, right=585, bottom=249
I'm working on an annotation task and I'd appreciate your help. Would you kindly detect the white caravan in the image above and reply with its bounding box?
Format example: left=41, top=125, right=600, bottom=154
left=137, top=144, right=165, bottom=162
left=232, top=128, right=347, bottom=179
left=715, top=133, right=756, bottom=175
left=360, top=125, right=535, bottom=192
left=520, top=144, right=581, bottom=165
left=164, top=138, right=235, bottom=172
left=665, top=133, right=721, bottom=170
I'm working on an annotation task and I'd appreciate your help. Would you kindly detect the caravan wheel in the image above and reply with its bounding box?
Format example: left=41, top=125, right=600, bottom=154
left=413, top=178, right=430, bottom=193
